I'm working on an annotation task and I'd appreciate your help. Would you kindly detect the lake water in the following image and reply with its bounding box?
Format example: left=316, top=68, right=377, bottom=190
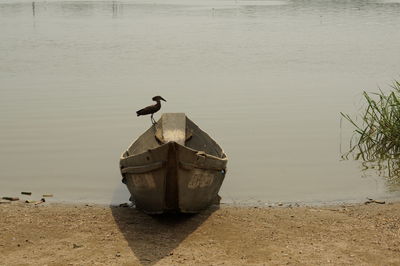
left=1, top=0, right=400, bottom=205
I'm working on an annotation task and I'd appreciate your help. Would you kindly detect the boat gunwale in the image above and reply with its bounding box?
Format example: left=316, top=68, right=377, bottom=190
left=120, top=141, right=228, bottom=164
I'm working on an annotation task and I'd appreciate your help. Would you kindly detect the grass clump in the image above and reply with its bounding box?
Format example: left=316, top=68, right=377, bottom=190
left=341, top=81, right=400, bottom=176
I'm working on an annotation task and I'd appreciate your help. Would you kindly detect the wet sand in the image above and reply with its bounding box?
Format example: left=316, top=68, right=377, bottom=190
left=1, top=201, right=400, bottom=265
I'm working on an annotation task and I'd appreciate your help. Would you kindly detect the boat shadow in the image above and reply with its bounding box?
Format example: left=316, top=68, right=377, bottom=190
left=111, top=205, right=218, bottom=265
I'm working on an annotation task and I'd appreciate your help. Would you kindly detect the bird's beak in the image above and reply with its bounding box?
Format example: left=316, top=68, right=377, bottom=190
left=161, top=97, right=166, bottom=102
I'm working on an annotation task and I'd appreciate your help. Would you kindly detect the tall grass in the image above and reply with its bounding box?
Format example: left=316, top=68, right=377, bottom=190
left=341, top=81, right=400, bottom=177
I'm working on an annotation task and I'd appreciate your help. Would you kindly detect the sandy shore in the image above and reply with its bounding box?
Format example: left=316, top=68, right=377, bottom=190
left=1, top=201, right=400, bottom=265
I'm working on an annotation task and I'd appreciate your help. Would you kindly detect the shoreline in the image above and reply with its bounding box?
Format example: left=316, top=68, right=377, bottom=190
left=3, top=192, right=399, bottom=208
left=1, top=201, right=400, bottom=265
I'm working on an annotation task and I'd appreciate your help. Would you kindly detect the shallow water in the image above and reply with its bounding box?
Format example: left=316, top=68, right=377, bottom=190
left=1, top=0, right=400, bottom=205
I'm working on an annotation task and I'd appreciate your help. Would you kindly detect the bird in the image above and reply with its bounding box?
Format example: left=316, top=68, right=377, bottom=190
left=136, top=96, right=167, bottom=124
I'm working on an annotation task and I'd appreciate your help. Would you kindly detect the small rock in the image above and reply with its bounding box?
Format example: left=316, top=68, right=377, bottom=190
left=73, top=244, right=83, bottom=249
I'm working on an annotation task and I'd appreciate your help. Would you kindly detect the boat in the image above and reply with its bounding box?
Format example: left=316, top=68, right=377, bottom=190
left=119, top=113, right=228, bottom=214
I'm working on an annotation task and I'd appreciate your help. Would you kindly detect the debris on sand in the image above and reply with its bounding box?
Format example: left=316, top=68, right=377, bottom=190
left=364, top=198, right=385, bottom=205
left=25, top=198, right=46, bottom=205
left=35, top=198, right=46, bottom=205
left=2, top=197, right=19, bottom=201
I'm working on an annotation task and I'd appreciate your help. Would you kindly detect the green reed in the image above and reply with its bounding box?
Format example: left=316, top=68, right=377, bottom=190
left=341, top=81, right=400, bottom=177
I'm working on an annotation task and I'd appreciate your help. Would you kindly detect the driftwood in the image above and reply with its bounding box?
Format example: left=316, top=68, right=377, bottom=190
left=364, top=198, right=386, bottom=205
left=2, top=197, right=19, bottom=201
left=25, top=198, right=45, bottom=205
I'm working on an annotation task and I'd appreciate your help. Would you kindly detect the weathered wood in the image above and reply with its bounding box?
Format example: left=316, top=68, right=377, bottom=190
left=2, top=197, right=19, bottom=201
left=165, top=143, right=179, bottom=210
left=161, top=113, right=186, bottom=145
left=119, top=113, right=227, bottom=214
left=121, top=161, right=165, bottom=174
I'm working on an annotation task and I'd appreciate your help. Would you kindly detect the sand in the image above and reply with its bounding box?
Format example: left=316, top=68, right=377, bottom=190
left=1, top=201, right=400, bottom=265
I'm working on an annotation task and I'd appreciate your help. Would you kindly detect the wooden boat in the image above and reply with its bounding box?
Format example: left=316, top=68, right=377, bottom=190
left=119, top=113, right=228, bottom=214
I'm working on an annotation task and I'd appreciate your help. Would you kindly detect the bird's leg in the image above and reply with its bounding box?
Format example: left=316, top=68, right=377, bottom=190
left=151, top=114, right=156, bottom=125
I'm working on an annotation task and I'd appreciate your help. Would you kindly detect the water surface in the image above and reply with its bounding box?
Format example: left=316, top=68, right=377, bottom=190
left=1, top=0, right=400, bottom=205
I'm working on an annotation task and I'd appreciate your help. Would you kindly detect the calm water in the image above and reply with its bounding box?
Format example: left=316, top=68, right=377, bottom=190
left=1, top=0, right=400, bottom=205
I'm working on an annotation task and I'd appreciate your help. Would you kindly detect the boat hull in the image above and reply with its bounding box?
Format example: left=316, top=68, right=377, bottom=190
left=120, top=142, right=227, bottom=214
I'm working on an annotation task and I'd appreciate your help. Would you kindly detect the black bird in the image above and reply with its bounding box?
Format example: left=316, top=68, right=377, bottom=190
left=136, top=96, right=167, bottom=124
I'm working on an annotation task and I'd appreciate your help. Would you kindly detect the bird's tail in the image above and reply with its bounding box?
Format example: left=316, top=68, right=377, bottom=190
left=136, top=111, right=140, bottom=117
